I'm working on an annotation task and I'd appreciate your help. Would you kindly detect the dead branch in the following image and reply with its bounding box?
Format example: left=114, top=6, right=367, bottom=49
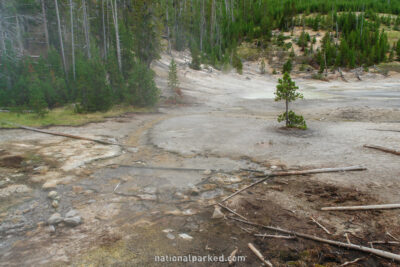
left=364, top=144, right=400, bottom=156
left=344, top=233, right=351, bottom=244
left=230, top=217, right=400, bottom=262
left=368, top=129, right=400, bottom=133
left=228, top=248, right=238, bottom=265
left=248, top=243, right=273, bottom=267
left=368, top=241, right=400, bottom=245
left=386, top=231, right=399, bottom=241
left=310, top=216, right=331, bottom=235
left=340, top=257, right=364, bottom=266
left=217, top=203, right=247, bottom=220
left=220, top=166, right=366, bottom=203
left=220, top=175, right=271, bottom=203
left=254, top=234, right=296, bottom=240
left=4, top=122, right=132, bottom=148
left=321, top=203, right=400, bottom=211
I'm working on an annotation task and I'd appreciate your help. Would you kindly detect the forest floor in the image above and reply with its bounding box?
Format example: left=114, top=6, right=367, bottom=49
left=1, top=51, right=400, bottom=266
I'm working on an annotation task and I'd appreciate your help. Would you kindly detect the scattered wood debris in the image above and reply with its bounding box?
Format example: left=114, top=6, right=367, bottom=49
left=340, top=257, right=364, bottom=266
left=229, top=217, right=400, bottom=262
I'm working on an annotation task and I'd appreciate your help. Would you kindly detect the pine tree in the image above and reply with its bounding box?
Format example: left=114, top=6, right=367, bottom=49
left=283, top=59, right=293, bottom=74
left=275, top=72, right=306, bottom=129
left=168, top=58, right=180, bottom=96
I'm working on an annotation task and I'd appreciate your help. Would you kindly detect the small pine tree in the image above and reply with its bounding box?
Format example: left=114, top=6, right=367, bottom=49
left=396, top=40, right=400, bottom=61
left=260, top=59, right=266, bottom=74
left=282, top=59, right=293, bottom=74
left=190, top=46, right=201, bottom=70
left=168, top=58, right=180, bottom=96
left=274, top=72, right=306, bottom=129
left=29, top=77, right=48, bottom=117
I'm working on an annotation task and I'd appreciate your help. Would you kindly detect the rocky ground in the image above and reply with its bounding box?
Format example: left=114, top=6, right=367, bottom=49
left=1, top=51, right=400, bottom=266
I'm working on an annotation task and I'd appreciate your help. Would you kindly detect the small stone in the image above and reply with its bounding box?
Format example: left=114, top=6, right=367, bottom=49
left=65, top=209, right=79, bottom=218
left=162, top=229, right=174, bottom=233
left=201, top=184, right=217, bottom=191
left=212, top=205, right=224, bottom=219
left=138, top=194, right=157, bottom=201
left=166, top=233, right=175, bottom=240
left=42, top=179, right=59, bottom=189
left=33, top=166, right=48, bottom=174
left=189, top=187, right=200, bottom=196
left=48, top=213, right=63, bottom=225
left=72, top=186, right=83, bottom=193
left=203, top=169, right=212, bottom=175
left=51, top=200, right=59, bottom=208
left=47, top=191, right=58, bottom=200
left=182, top=209, right=196, bottom=216
left=64, top=216, right=82, bottom=226
left=48, top=225, right=55, bottom=233
left=178, top=233, right=193, bottom=241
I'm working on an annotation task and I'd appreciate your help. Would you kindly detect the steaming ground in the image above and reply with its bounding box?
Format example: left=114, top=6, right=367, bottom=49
left=1, top=51, right=400, bottom=266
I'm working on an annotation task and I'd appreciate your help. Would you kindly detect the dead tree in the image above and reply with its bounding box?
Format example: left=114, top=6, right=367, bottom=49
left=54, top=0, right=67, bottom=77
left=110, top=0, right=122, bottom=72
left=102, top=0, right=107, bottom=58
left=82, top=0, right=91, bottom=59
left=69, top=0, right=75, bottom=80
left=41, top=0, right=50, bottom=51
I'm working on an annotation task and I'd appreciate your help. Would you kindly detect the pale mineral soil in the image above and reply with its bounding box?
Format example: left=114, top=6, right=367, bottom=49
left=1, top=50, right=400, bottom=266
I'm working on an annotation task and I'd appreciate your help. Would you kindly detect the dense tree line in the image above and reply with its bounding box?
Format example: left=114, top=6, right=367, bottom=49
left=1, top=0, right=400, bottom=114
left=0, top=0, right=160, bottom=114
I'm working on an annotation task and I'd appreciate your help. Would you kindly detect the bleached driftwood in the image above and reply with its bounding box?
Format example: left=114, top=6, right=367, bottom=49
left=364, top=144, right=400, bottom=156
left=254, top=234, right=296, bottom=240
left=340, top=257, right=364, bottom=266
left=248, top=243, right=273, bottom=267
left=310, top=216, right=331, bottom=235
left=321, top=203, right=400, bottom=211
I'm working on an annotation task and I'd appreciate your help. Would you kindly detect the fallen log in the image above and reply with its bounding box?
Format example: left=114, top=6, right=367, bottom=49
left=3, top=122, right=130, bottom=147
left=368, top=129, right=400, bottom=133
left=230, top=217, right=400, bottom=262
left=220, top=166, right=366, bottom=203
left=254, top=234, right=296, bottom=240
left=248, top=243, right=273, bottom=267
left=218, top=203, right=247, bottom=220
left=364, top=144, right=400, bottom=156
left=321, top=203, right=400, bottom=211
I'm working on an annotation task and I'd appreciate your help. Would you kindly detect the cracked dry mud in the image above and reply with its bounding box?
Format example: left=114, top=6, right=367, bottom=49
left=1, top=51, right=400, bottom=266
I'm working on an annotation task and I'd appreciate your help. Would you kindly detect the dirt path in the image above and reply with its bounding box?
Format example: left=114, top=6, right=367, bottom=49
left=1, top=51, right=400, bottom=266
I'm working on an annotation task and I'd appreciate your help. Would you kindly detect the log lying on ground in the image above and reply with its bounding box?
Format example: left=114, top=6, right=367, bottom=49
left=248, top=243, right=273, bottom=267
left=321, top=203, right=400, bottom=211
left=230, top=217, right=400, bottom=262
left=3, top=122, right=132, bottom=148
left=220, top=166, right=366, bottom=203
left=364, top=144, right=400, bottom=156
left=368, top=129, right=400, bottom=133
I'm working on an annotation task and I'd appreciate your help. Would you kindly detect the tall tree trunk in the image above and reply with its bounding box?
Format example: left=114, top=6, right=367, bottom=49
left=55, top=0, right=67, bottom=78
left=69, top=0, right=75, bottom=80
left=41, top=0, right=50, bottom=51
left=110, top=0, right=122, bottom=72
left=16, top=16, right=24, bottom=55
left=0, top=21, right=5, bottom=54
left=200, top=0, right=204, bottom=52
left=102, top=0, right=107, bottom=58
left=285, top=99, right=289, bottom=126
left=210, top=0, right=215, bottom=46
left=231, top=0, right=235, bottom=22
left=166, top=0, right=171, bottom=54
left=82, top=0, right=91, bottom=59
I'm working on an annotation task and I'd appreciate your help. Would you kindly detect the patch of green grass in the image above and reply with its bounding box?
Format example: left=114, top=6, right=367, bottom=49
left=0, top=105, right=154, bottom=129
